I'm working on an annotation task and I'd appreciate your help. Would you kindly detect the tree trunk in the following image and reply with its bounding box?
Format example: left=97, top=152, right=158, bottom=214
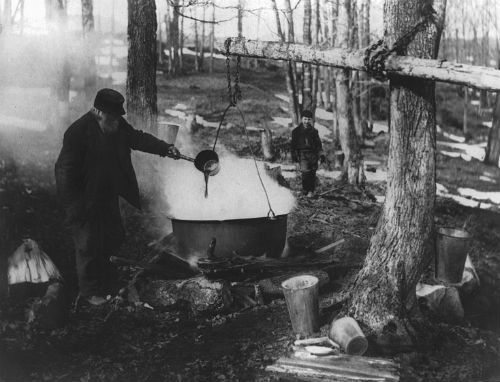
left=200, top=5, right=206, bottom=70
left=348, top=0, right=446, bottom=344
left=46, top=0, right=70, bottom=131
left=238, top=0, right=243, bottom=38
left=209, top=2, right=215, bottom=74
left=179, top=0, right=184, bottom=71
left=194, top=8, right=199, bottom=72
left=170, top=0, right=180, bottom=74
left=335, top=0, right=363, bottom=184
left=272, top=0, right=299, bottom=126
left=261, top=127, right=274, bottom=160
left=485, top=65, right=500, bottom=167
left=302, top=0, right=313, bottom=112
left=127, top=0, right=158, bottom=134
left=285, top=0, right=300, bottom=123
left=165, top=9, right=172, bottom=73
left=351, top=0, right=362, bottom=139
left=81, top=0, right=96, bottom=102
left=359, top=0, right=370, bottom=134
left=158, top=9, right=163, bottom=65
left=108, top=0, right=115, bottom=78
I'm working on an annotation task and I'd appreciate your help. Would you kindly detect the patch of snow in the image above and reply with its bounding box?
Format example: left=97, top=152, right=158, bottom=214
left=436, top=183, right=449, bottom=194
left=165, top=109, right=188, bottom=119
left=375, top=195, right=385, bottom=203
left=479, top=175, right=496, bottom=183
left=365, top=169, right=387, bottom=182
left=441, top=130, right=466, bottom=143
left=457, top=188, right=500, bottom=204
left=470, top=100, right=480, bottom=107
left=0, top=114, right=46, bottom=131
left=483, top=121, right=493, bottom=128
left=272, top=116, right=291, bottom=128
left=99, top=45, right=128, bottom=59
left=372, top=121, right=388, bottom=134
left=174, top=103, right=189, bottom=111
left=315, top=108, right=333, bottom=120
left=274, top=93, right=289, bottom=103
left=445, top=194, right=492, bottom=209
left=439, top=150, right=472, bottom=162
left=315, top=123, right=332, bottom=142
left=316, top=169, right=342, bottom=179
left=438, top=141, right=485, bottom=161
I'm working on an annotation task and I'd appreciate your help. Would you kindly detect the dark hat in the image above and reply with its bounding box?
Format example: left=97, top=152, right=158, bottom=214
left=301, top=110, right=313, bottom=118
left=94, top=88, right=126, bottom=116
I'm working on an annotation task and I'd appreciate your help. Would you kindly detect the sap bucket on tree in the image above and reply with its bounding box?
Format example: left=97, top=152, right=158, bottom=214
left=158, top=123, right=180, bottom=145
left=435, top=228, right=472, bottom=284
left=281, top=275, right=319, bottom=338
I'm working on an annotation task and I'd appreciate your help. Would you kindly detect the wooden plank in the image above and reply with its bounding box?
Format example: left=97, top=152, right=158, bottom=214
left=218, top=37, right=500, bottom=91
left=267, top=356, right=399, bottom=382
left=314, top=239, right=346, bottom=254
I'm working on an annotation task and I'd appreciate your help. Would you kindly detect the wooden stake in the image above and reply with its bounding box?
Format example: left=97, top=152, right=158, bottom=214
left=218, top=37, right=500, bottom=91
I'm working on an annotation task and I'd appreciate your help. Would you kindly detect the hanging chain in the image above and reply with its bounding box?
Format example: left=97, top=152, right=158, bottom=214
left=364, top=8, right=437, bottom=81
left=224, top=38, right=242, bottom=106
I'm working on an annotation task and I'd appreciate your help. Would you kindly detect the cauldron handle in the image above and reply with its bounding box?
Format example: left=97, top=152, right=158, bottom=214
left=267, top=209, right=276, bottom=220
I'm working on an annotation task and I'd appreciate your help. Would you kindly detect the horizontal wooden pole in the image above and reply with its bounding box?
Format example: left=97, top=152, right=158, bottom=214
left=218, top=37, right=500, bottom=92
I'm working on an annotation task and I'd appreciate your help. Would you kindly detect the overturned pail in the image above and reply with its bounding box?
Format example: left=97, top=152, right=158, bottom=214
left=281, top=275, right=319, bottom=337
left=329, top=316, right=368, bottom=355
left=158, top=123, right=180, bottom=145
left=436, top=227, right=471, bottom=283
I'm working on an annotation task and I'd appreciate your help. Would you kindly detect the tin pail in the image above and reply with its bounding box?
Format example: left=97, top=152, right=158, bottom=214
left=436, top=228, right=471, bottom=283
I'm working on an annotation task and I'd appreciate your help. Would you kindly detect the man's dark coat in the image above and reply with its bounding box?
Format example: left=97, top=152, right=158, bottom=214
left=55, top=112, right=171, bottom=222
left=291, top=123, right=323, bottom=163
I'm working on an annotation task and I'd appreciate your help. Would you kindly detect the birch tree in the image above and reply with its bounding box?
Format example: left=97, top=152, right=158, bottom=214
left=359, top=0, right=371, bottom=132
left=335, top=0, right=364, bottom=184
left=127, top=0, right=157, bottom=133
left=302, top=0, right=314, bottom=111
left=348, top=0, right=447, bottom=345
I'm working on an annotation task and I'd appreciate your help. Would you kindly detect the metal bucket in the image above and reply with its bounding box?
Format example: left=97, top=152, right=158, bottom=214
left=435, top=227, right=472, bottom=283
left=171, top=215, right=288, bottom=259
left=282, top=275, right=319, bottom=337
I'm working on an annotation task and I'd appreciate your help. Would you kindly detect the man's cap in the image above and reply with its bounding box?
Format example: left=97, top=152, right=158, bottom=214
left=301, top=110, right=313, bottom=118
left=94, top=88, right=126, bottom=116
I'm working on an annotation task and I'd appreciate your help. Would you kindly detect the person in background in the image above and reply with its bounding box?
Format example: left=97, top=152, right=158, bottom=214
left=291, top=110, right=325, bottom=197
left=55, top=88, right=180, bottom=306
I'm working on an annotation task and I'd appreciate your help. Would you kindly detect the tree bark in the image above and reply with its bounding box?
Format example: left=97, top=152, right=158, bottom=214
left=81, top=0, right=96, bottom=102
left=200, top=5, right=206, bottom=70
left=285, top=0, right=300, bottom=124
left=485, top=65, right=500, bottom=167
left=238, top=0, right=244, bottom=38
left=335, top=0, right=363, bottom=184
left=302, top=0, right=313, bottom=112
left=351, top=0, right=362, bottom=139
left=348, top=0, right=446, bottom=342
left=221, top=38, right=500, bottom=92
left=272, top=0, right=299, bottom=126
left=194, top=8, right=199, bottom=72
left=179, top=0, right=184, bottom=70
left=170, top=0, right=180, bottom=74
left=209, top=1, right=215, bottom=74
left=359, top=0, right=370, bottom=134
left=127, top=0, right=158, bottom=134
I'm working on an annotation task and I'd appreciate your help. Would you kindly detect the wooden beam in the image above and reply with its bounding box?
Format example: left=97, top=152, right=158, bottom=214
left=218, top=37, right=500, bottom=92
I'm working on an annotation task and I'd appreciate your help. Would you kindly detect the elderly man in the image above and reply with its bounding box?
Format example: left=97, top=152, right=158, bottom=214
left=55, top=88, right=180, bottom=305
left=291, top=110, right=325, bottom=197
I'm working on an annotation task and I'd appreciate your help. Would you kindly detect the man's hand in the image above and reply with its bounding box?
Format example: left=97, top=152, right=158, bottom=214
left=166, top=145, right=181, bottom=159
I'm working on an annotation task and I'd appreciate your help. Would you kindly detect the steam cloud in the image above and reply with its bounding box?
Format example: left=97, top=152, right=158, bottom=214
left=162, top=154, right=296, bottom=221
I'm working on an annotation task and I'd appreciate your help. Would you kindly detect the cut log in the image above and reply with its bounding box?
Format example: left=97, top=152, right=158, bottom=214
left=266, top=355, right=399, bottom=382
left=219, top=37, right=500, bottom=92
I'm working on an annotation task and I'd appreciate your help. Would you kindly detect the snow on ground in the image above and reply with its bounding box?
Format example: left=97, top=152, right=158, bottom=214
left=99, top=45, right=128, bottom=59
left=436, top=126, right=466, bottom=143
left=96, top=56, right=120, bottom=66
left=479, top=175, right=497, bottom=183
left=372, top=121, right=388, bottom=134
left=0, top=114, right=46, bottom=132
left=438, top=141, right=486, bottom=161
left=457, top=188, right=500, bottom=204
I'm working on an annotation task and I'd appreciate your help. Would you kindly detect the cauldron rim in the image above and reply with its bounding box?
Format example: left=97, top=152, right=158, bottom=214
left=170, top=214, right=288, bottom=224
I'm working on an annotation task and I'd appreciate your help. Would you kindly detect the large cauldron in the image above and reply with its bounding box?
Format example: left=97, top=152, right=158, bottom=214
left=172, top=215, right=288, bottom=259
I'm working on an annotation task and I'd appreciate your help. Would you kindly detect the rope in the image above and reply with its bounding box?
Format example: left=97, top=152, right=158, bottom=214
left=364, top=8, right=437, bottom=81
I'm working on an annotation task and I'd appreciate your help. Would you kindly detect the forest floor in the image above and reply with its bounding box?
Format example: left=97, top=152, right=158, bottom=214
left=1, top=59, right=500, bottom=382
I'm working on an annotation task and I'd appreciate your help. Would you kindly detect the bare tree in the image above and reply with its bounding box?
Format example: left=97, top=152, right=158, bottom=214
left=302, top=0, right=314, bottom=112
left=81, top=0, right=96, bottom=102
left=127, top=0, right=158, bottom=133
left=335, top=0, right=363, bottom=184
left=209, top=1, right=215, bottom=73
left=348, top=0, right=447, bottom=343
left=271, top=0, right=300, bottom=125
left=193, top=7, right=199, bottom=72
left=285, top=0, right=300, bottom=124
left=171, top=0, right=180, bottom=74
left=359, top=0, right=371, bottom=132
left=200, top=4, right=206, bottom=69
left=485, top=61, right=500, bottom=166
left=2, top=0, right=12, bottom=32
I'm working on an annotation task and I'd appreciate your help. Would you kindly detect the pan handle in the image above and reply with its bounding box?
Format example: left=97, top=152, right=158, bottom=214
left=178, top=154, right=195, bottom=162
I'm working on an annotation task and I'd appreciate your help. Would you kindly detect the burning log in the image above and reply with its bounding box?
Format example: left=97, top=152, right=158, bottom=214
left=139, top=276, right=233, bottom=315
